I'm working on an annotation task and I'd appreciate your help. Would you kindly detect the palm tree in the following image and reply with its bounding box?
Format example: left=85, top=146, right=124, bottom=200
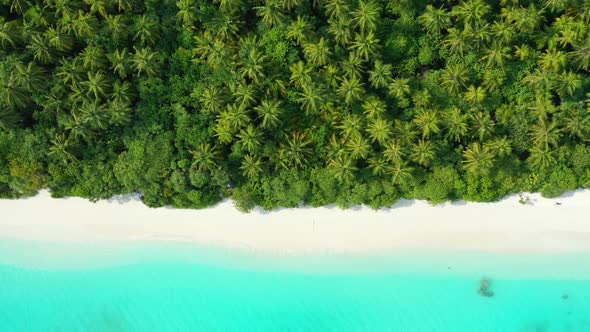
left=27, top=34, right=53, bottom=64
left=240, top=154, right=264, bottom=178
left=322, top=64, right=340, bottom=89
left=366, top=118, right=391, bottom=145
left=199, top=86, right=224, bottom=114
left=362, top=96, right=386, bottom=119
left=328, top=154, right=357, bottom=182
left=68, top=84, right=86, bottom=105
left=393, top=120, right=418, bottom=146
left=254, top=0, right=285, bottom=28
left=527, top=145, right=556, bottom=171
left=418, top=5, right=450, bottom=34
left=341, top=51, right=364, bottom=77
left=345, top=134, right=371, bottom=160
left=514, top=44, right=532, bottom=61
left=60, top=110, right=89, bottom=141
left=83, top=71, right=109, bottom=100
left=224, top=103, right=251, bottom=130
left=191, top=143, right=220, bottom=172
left=503, top=4, right=544, bottom=33
left=132, top=47, right=159, bottom=77
left=465, top=23, right=491, bottom=50
left=481, top=42, right=511, bottom=68
left=217, top=0, right=243, bottom=13
left=561, top=106, right=590, bottom=140
left=289, top=61, right=313, bottom=88
left=326, top=133, right=345, bottom=160
left=0, top=18, right=18, bottom=48
left=193, top=31, right=215, bottom=62
left=413, top=109, right=440, bottom=138
left=281, top=0, right=303, bottom=10
left=108, top=48, right=131, bottom=79
left=0, top=107, right=20, bottom=130
left=255, top=99, right=283, bottom=129
left=491, top=19, right=515, bottom=44
left=86, top=0, right=108, bottom=17
left=278, top=131, right=312, bottom=169
left=571, top=38, right=590, bottom=71
left=530, top=120, right=561, bottom=148
left=48, top=134, right=76, bottom=163
left=328, top=17, right=353, bottom=46
left=351, top=0, right=380, bottom=33
left=81, top=45, right=105, bottom=71
left=297, top=84, right=325, bottom=115
left=233, top=82, right=257, bottom=108
left=338, top=76, right=365, bottom=104
left=383, top=139, right=403, bottom=163
left=556, top=71, right=582, bottom=97
left=9, top=0, right=30, bottom=14
left=464, top=85, right=486, bottom=105
left=390, top=161, right=413, bottom=184
left=349, top=31, right=379, bottom=60
left=451, top=0, right=490, bottom=28
left=410, top=139, right=435, bottom=167
left=214, top=122, right=234, bottom=144
left=104, top=15, right=129, bottom=42
left=209, top=14, right=239, bottom=40
left=266, top=76, right=287, bottom=98
left=176, top=0, right=197, bottom=26
left=14, top=61, right=44, bottom=92
left=367, top=155, right=389, bottom=176
left=539, top=48, right=566, bottom=72
left=80, top=100, right=108, bottom=130
left=55, top=58, right=82, bottom=87
left=109, top=81, right=134, bottom=105
left=338, top=113, right=364, bottom=139
left=522, top=69, right=552, bottom=92
left=469, top=111, right=494, bottom=141
left=287, top=16, right=309, bottom=45
left=0, top=67, right=28, bottom=109
left=240, top=49, right=265, bottom=83
left=544, top=0, right=569, bottom=12
left=133, top=14, right=159, bottom=46
left=414, top=88, right=433, bottom=107
left=444, top=108, right=468, bottom=143
left=303, top=37, right=332, bottom=66
left=72, top=10, right=98, bottom=38
left=528, top=95, right=556, bottom=121
left=41, top=89, right=67, bottom=114
left=482, top=68, right=506, bottom=92
left=368, top=60, right=392, bottom=89
left=553, top=16, right=580, bottom=47
left=388, top=77, right=410, bottom=104
left=45, top=27, right=73, bottom=52
left=107, top=99, right=132, bottom=126
left=462, top=142, right=494, bottom=174
left=237, top=125, right=262, bottom=153
left=324, top=0, right=350, bottom=19
left=484, top=137, right=512, bottom=157
left=440, top=64, right=469, bottom=94
left=443, top=28, right=469, bottom=56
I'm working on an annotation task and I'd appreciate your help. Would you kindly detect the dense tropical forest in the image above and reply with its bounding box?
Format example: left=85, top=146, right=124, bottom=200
left=1, top=0, right=589, bottom=211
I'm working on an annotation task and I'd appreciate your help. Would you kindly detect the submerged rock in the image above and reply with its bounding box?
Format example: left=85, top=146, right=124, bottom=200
left=479, top=278, right=494, bottom=297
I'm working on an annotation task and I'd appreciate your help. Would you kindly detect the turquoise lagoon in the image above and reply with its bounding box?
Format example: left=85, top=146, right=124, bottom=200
left=1, top=240, right=590, bottom=331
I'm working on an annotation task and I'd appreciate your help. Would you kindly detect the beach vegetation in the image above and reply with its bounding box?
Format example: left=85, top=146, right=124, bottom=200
left=1, top=0, right=589, bottom=209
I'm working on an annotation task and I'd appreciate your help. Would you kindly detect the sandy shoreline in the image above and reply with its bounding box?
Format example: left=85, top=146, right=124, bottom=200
left=1, top=190, right=590, bottom=255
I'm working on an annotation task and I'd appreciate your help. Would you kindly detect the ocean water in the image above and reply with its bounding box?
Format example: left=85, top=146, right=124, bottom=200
left=1, top=241, right=590, bottom=332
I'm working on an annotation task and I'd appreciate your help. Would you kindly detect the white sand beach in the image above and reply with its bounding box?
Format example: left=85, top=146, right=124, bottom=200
left=1, top=190, right=590, bottom=255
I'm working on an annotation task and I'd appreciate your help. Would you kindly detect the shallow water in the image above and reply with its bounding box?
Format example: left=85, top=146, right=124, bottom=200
left=1, top=240, right=590, bottom=331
